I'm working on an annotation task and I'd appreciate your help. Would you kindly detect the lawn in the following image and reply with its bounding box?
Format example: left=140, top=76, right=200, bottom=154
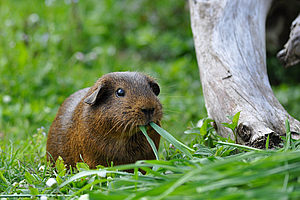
left=1, top=0, right=300, bottom=199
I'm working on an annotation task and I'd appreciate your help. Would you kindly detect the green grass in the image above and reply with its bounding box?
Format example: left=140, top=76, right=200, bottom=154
left=1, top=119, right=300, bottom=199
left=1, top=0, right=300, bottom=199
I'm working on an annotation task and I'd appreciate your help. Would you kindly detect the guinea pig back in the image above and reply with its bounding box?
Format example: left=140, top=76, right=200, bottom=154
left=46, top=72, right=163, bottom=169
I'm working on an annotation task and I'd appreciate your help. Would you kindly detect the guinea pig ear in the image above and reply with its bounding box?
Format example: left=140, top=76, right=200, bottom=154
left=149, top=81, right=160, bottom=96
left=84, top=85, right=103, bottom=105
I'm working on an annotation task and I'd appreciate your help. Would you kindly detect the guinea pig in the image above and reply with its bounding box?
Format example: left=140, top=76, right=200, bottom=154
left=46, top=72, right=163, bottom=170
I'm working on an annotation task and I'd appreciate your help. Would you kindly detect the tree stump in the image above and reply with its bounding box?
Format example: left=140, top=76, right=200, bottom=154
left=189, top=0, right=300, bottom=148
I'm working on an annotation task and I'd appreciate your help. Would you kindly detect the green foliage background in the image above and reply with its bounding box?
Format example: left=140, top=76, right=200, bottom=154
left=0, top=0, right=299, bottom=152
left=0, top=0, right=205, bottom=142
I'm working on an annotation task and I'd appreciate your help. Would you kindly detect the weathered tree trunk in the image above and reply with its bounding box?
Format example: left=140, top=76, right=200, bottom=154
left=277, top=13, right=300, bottom=68
left=189, top=0, right=300, bottom=148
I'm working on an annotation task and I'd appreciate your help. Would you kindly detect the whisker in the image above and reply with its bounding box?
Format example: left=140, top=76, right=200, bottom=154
left=162, top=109, right=183, bottom=114
left=162, top=95, right=186, bottom=98
left=105, top=120, right=123, bottom=136
left=128, top=120, right=134, bottom=135
left=115, top=119, right=124, bottom=131
left=162, top=84, right=179, bottom=88
left=123, top=119, right=132, bottom=135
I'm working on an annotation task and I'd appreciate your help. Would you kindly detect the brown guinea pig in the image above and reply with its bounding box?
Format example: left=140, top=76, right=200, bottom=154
left=46, top=72, right=163, bottom=170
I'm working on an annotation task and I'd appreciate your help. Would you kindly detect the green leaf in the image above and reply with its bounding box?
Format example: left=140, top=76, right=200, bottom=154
left=223, top=111, right=241, bottom=131
left=219, top=149, right=235, bottom=157
left=222, top=122, right=229, bottom=127
left=200, top=118, right=213, bottom=136
left=194, top=144, right=213, bottom=157
left=0, top=170, right=8, bottom=185
left=74, top=178, right=88, bottom=188
left=29, top=187, right=39, bottom=196
left=55, top=156, right=66, bottom=176
left=232, top=111, right=241, bottom=124
left=223, top=123, right=236, bottom=130
left=25, top=172, right=36, bottom=184
left=56, top=175, right=63, bottom=185
left=226, top=115, right=234, bottom=121
left=150, top=122, right=194, bottom=159
left=214, top=146, right=225, bottom=156
left=140, top=125, right=159, bottom=160
left=76, top=162, right=90, bottom=171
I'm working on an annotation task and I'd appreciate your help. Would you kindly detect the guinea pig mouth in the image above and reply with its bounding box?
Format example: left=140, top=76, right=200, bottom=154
left=121, top=118, right=159, bottom=136
left=137, top=124, right=152, bottom=132
left=140, top=120, right=153, bottom=127
left=138, top=117, right=161, bottom=127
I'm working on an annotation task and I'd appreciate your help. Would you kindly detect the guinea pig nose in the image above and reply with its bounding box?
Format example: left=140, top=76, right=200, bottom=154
left=142, top=108, right=155, bottom=115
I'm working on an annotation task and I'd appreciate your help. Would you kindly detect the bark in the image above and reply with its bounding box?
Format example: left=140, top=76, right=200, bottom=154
left=277, top=13, right=300, bottom=68
left=189, top=0, right=300, bottom=148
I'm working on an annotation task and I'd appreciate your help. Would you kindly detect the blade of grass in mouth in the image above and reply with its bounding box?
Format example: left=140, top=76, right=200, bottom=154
left=140, top=123, right=194, bottom=160
left=150, top=122, right=194, bottom=159
left=140, top=125, right=159, bottom=160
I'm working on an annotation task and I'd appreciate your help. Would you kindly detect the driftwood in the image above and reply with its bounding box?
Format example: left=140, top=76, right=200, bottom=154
left=189, top=0, right=300, bottom=148
left=277, top=13, right=300, bottom=68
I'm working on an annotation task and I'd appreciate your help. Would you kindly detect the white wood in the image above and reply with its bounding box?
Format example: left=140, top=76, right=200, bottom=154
left=277, top=14, right=300, bottom=68
left=189, top=0, right=300, bottom=147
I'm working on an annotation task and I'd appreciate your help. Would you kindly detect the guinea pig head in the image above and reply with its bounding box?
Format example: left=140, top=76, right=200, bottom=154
left=83, top=72, right=163, bottom=137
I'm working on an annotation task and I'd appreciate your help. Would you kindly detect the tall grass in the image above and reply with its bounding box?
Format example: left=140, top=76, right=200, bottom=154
left=1, top=119, right=300, bottom=199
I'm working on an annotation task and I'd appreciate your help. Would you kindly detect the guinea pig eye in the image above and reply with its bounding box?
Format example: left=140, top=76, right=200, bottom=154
left=116, top=88, right=125, bottom=97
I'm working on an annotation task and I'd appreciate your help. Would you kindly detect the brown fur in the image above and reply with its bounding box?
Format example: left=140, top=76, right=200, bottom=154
left=46, top=72, right=163, bottom=170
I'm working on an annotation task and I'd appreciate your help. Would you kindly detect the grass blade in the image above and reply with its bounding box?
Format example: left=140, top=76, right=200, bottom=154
left=266, top=134, right=270, bottom=150
left=150, top=122, right=194, bottom=159
left=216, top=141, right=264, bottom=152
left=140, top=126, right=159, bottom=160
left=284, top=118, right=291, bottom=151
